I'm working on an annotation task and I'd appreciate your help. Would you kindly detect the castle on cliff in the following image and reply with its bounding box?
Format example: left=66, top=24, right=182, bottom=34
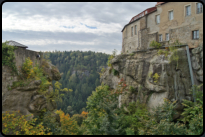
left=121, top=2, right=203, bottom=53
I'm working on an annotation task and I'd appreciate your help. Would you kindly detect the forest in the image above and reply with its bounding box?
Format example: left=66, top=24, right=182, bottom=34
left=43, top=50, right=109, bottom=116
left=2, top=43, right=203, bottom=135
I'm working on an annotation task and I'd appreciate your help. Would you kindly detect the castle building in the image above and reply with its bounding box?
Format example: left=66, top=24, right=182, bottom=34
left=121, top=2, right=203, bottom=53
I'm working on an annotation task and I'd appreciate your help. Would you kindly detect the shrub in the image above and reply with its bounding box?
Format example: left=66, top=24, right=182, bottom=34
left=2, top=41, right=18, bottom=75
left=2, top=110, right=52, bottom=135
left=157, top=49, right=169, bottom=57
left=55, top=109, right=79, bottom=135
left=149, top=40, right=162, bottom=48
left=129, top=86, right=135, bottom=93
left=112, top=69, right=119, bottom=76
left=153, top=73, right=160, bottom=83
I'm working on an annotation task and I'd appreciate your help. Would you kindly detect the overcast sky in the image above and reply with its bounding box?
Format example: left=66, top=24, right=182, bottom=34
left=2, top=2, right=156, bottom=54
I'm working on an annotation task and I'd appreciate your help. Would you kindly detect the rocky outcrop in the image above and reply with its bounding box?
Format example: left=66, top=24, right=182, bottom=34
left=191, top=45, right=203, bottom=90
left=41, top=59, right=61, bottom=81
left=2, top=59, right=61, bottom=125
left=101, top=47, right=203, bottom=120
left=72, top=70, right=90, bottom=79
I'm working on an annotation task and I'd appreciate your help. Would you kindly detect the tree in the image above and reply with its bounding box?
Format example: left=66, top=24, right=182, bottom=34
left=83, top=84, right=122, bottom=135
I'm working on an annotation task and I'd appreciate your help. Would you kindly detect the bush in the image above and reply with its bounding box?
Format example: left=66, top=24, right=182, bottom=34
left=149, top=40, right=162, bottom=48
left=112, top=69, right=119, bottom=76
left=55, top=109, right=79, bottom=135
left=153, top=73, right=160, bottom=83
left=2, top=111, right=52, bottom=135
left=2, top=41, right=18, bottom=74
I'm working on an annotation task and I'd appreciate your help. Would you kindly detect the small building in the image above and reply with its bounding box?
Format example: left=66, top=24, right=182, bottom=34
left=6, top=40, right=28, bottom=49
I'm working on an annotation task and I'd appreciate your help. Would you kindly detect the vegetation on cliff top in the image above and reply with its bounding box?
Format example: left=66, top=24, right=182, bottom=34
left=2, top=41, right=18, bottom=74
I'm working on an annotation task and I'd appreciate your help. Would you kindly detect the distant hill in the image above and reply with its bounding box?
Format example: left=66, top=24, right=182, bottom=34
left=43, top=50, right=109, bottom=116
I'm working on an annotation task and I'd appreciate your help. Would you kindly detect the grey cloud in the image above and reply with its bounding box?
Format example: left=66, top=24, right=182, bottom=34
left=2, top=2, right=156, bottom=54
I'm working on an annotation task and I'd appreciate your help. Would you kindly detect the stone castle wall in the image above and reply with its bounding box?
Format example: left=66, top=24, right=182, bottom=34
left=2, top=47, right=43, bottom=98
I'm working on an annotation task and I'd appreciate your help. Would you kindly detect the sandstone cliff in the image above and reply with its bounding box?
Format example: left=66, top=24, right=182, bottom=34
left=101, top=45, right=203, bottom=120
left=2, top=56, right=61, bottom=125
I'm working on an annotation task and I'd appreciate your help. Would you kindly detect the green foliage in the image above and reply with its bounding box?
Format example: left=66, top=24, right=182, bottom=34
left=180, top=84, right=203, bottom=135
left=84, top=84, right=124, bottom=135
left=44, top=50, right=109, bottom=115
left=172, top=39, right=182, bottom=46
left=99, top=67, right=106, bottom=78
left=107, top=49, right=117, bottom=67
left=2, top=41, right=18, bottom=75
left=52, top=81, right=70, bottom=103
left=125, top=127, right=135, bottom=135
left=149, top=40, right=162, bottom=48
left=2, top=110, right=52, bottom=135
left=157, top=49, right=169, bottom=58
left=168, top=39, right=183, bottom=68
left=129, top=86, right=135, bottom=93
left=32, top=111, right=61, bottom=135
left=107, top=55, right=114, bottom=67
left=153, top=73, right=160, bottom=83
left=112, top=69, right=119, bottom=76
left=71, top=114, right=85, bottom=126
left=129, top=53, right=134, bottom=56
left=138, top=99, right=187, bottom=135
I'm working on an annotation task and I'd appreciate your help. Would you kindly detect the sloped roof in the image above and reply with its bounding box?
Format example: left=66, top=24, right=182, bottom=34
left=121, top=6, right=157, bottom=32
left=155, top=2, right=165, bottom=6
left=6, top=40, right=28, bottom=48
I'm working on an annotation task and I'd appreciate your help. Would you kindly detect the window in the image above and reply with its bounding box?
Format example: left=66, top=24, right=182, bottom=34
left=192, top=30, right=199, bottom=39
left=131, top=27, right=134, bottom=36
left=169, top=10, right=173, bottom=20
left=197, top=3, right=203, bottom=14
left=135, top=25, right=137, bottom=35
left=166, top=33, right=169, bottom=41
left=185, top=5, right=191, bottom=16
left=156, top=15, right=160, bottom=24
left=159, top=34, right=162, bottom=42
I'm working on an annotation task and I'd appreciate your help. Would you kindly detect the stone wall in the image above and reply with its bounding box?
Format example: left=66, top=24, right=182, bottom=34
left=140, top=16, right=146, bottom=30
left=169, top=25, right=203, bottom=48
left=138, top=28, right=149, bottom=50
left=14, top=47, right=43, bottom=73
left=122, top=2, right=203, bottom=53
left=2, top=47, right=43, bottom=98
left=148, top=32, right=158, bottom=48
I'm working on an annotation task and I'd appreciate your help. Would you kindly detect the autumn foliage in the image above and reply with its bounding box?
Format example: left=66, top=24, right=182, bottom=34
left=55, top=109, right=78, bottom=135
left=2, top=111, right=52, bottom=135
left=81, top=111, right=88, bottom=118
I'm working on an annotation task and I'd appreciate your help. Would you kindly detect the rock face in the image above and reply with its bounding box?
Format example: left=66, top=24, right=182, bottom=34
left=191, top=45, right=203, bottom=90
left=41, top=59, right=61, bottom=82
left=2, top=59, right=61, bottom=125
left=101, top=47, right=203, bottom=120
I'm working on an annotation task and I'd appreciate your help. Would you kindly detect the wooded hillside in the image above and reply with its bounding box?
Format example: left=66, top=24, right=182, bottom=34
left=44, top=50, right=109, bottom=115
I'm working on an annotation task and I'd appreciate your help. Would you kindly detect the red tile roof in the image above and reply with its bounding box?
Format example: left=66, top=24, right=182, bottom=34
left=129, top=6, right=157, bottom=23
left=155, top=2, right=165, bottom=6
